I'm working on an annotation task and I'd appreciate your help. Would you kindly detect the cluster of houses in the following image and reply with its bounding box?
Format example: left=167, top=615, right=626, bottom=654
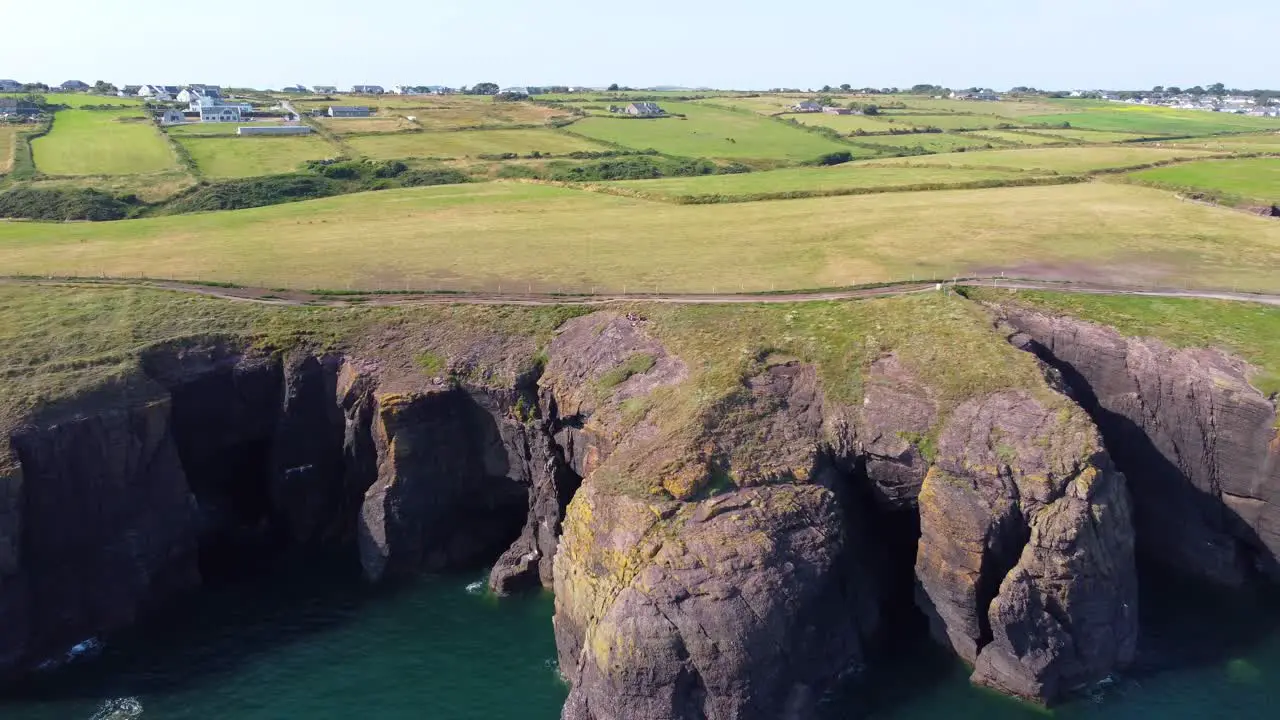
left=1076, top=90, right=1280, bottom=117
left=0, top=96, right=42, bottom=120
left=949, top=89, right=1001, bottom=101
left=607, top=102, right=666, bottom=117
left=789, top=100, right=855, bottom=115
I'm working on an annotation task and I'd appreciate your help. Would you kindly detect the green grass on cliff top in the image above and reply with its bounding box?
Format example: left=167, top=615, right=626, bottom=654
left=967, top=288, right=1280, bottom=402
left=0, top=284, right=583, bottom=443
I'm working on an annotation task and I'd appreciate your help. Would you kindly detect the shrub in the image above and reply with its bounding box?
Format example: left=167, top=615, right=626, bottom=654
left=0, top=186, right=131, bottom=221
left=373, top=160, right=408, bottom=178
left=812, top=151, right=854, bottom=166
left=496, top=164, right=541, bottom=179
left=478, top=152, right=519, bottom=161
left=163, top=175, right=340, bottom=213
left=399, top=168, right=471, bottom=187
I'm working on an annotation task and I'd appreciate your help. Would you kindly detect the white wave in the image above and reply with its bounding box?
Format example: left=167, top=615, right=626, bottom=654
left=464, top=580, right=486, bottom=595
left=89, top=697, right=143, bottom=720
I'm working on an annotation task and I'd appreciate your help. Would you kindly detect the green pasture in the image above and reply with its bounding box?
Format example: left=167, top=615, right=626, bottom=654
left=568, top=102, right=855, bottom=161
left=1128, top=158, right=1280, bottom=204
left=179, top=136, right=340, bottom=178
left=961, top=130, right=1070, bottom=146
left=1026, top=107, right=1280, bottom=136
left=31, top=110, right=176, bottom=175
left=788, top=114, right=900, bottom=133
left=848, top=133, right=996, bottom=153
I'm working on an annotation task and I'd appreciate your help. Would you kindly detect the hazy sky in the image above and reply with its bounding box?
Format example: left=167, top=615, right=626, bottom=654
left=3, top=1, right=1275, bottom=90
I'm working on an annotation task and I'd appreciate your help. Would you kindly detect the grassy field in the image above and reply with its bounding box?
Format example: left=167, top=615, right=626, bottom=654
left=32, top=110, right=176, bottom=175
left=787, top=114, right=899, bottom=133
left=696, top=96, right=811, bottom=115
left=1128, top=158, right=1280, bottom=204
left=961, top=130, right=1069, bottom=146
left=346, top=128, right=606, bottom=159
left=601, top=165, right=1035, bottom=200
left=880, top=114, right=1016, bottom=131
left=1164, top=132, right=1280, bottom=153
left=893, top=96, right=1068, bottom=116
left=848, top=133, right=996, bottom=153
left=1026, top=106, right=1280, bottom=136
left=568, top=102, right=855, bottom=161
left=2, top=181, right=1278, bottom=293
left=967, top=289, right=1280, bottom=399
left=179, top=136, right=340, bottom=178
left=1017, top=128, right=1155, bottom=143
left=866, top=146, right=1216, bottom=173
left=0, top=92, right=143, bottom=108
left=0, top=125, right=23, bottom=174
left=318, top=116, right=419, bottom=134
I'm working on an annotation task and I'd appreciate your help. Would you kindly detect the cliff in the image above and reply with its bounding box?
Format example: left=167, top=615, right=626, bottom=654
left=6, top=283, right=1275, bottom=718
left=994, top=303, right=1280, bottom=586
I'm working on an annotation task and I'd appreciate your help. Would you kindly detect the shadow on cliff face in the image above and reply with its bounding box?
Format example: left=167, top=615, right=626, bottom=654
left=3, top=345, right=551, bottom=695
left=816, top=459, right=962, bottom=718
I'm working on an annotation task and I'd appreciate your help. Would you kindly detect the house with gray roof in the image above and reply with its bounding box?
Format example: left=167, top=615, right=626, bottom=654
left=350, top=85, right=385, bottom=94
left=313, top=86, right=338, bottom=94
left=328, top=106, right=371, bottom=117
left=0, top=79, right=21, bottom=92
left=791, top=100, right=822, bottom=113
left=60, top=80, right=90, bottom=92
left=200, top=105, right=242, bottom=123
left=0, top=98, right=40, bottom=116
left=625, top=102, right=664, bottom=116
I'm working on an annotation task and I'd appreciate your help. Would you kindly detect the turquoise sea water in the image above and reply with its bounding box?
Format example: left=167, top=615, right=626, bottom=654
left=2, top=563, right=1277, bottom=720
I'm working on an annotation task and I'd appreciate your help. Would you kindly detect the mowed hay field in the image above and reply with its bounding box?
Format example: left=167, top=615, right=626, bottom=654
left=849, top=133, right=996, bottom=153
left=786, top=114, right=900, bottom=133
left=32, top=111, right=176, bottom=175
left=867, top=146, right=1217, bottom=173
left=318, top=116, right=418, bottom=134
left=3, top=182, right=1279, bottom=293
left=569, top=103, right=856, bottom=161
left=961, top=130, right=1069, bottom=146
left=602, top=165, right=1037, bottom=200
left=879, top=114, right=1017, bottom=130
left=179, top=136, right=339, bottom=178
left=298, top=96, right=571, bottom=130
left=1021, top=128, right=1155, bottom=143
left=1129, top=158, right=1280, bottom=203
left=346, top=129, right=607, bottom=159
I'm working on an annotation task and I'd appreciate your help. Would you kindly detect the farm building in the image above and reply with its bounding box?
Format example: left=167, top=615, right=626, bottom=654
left=0, top=79, right=21, bottom=92
left=313, top=85, right=338, bottom=94
left=159, top=109, right=186, bottom=125
left=328, top=106, right=371, bottom=117
left=0, top=98, right=39, bottom=117
left=625, top=102, right=664, bottom=117
left=200, top=106, right=242, bottom=123
left=822, top=106, right=853, bottom=115
left=60, top=80, right=90, bottom=91
left=351, top=85, right=385, bottom=94
left=791, top=101, right=822, bottom=113
left=237, top=125, right=313, bottom=136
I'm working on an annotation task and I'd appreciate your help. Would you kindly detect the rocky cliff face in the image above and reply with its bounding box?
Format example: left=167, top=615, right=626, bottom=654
left=19, top=297, right=1261, bottom=717
left=544, top=311, right=1136, bottom=716
left=0, top=331, right=579, bottom=677
left=996, top=307, right=1280, bottom=587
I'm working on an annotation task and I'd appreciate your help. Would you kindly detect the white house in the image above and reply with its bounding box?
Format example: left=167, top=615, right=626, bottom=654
left=351, top=85, right=385, bottom=94
left=391, top=85, right=419, bottom=95
left=791, top=100, right=822, bottom=112
left=313, top=85, right=338, bottom=94
left=138, top=84, right=173, bottom=101
left=498, top=87, right=529, bottom=98
left=624, top=102, right=664, bottom=117
left=200, top=106, right=242, bottom=123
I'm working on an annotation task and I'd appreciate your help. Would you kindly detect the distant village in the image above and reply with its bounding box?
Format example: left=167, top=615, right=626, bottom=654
left=2, top=79, right=1278, bottom=131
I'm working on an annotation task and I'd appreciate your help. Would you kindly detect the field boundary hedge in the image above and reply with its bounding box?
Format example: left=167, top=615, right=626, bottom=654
left=8, top=118, right=53, bottom=180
